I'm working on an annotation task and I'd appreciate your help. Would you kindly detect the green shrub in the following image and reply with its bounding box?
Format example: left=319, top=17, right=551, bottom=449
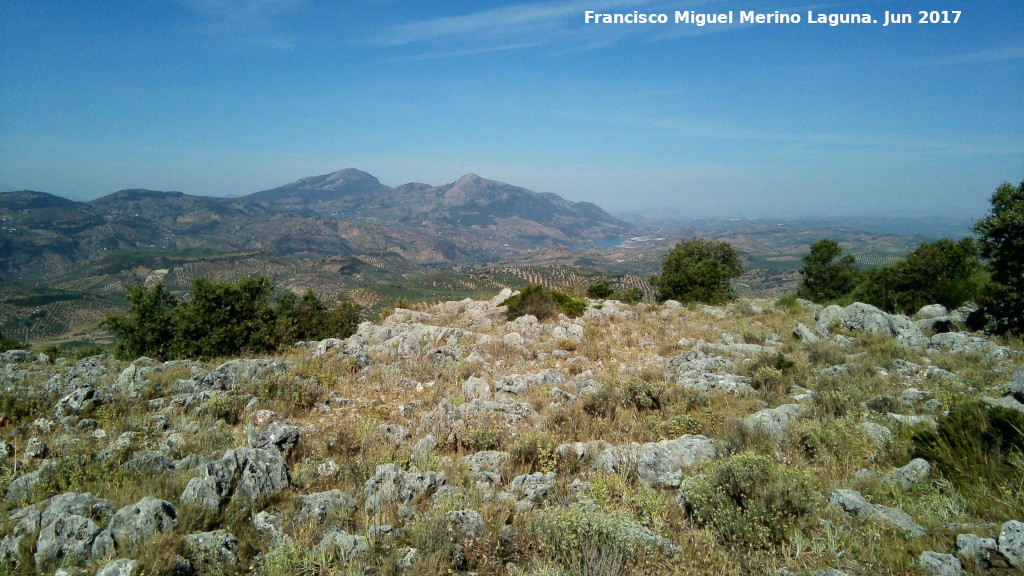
left=0, top=328, right=26, bottom=353
left=582, top=378, right=666, bottom=417
left=511, top=431, right=559, bottom=473
left=613, top=287, right=643, bottom=304
left=650, top=238, right=743, bottom=304
left=586, top=279, right=615, bottom=299
left=774, top=293, right=801, bottom=312
left=619, top=377, right=666, bottom=411
left=501, top=284, right=585, bottom=321
left=274, top=290, right=361, bottom=346
left=525, top=504, right=663, bottom=575
left=105, top=277, right=362, bottom=360
left=853, top=237, right=982, bottom=315
left=684, top=452, right=816, bottom=549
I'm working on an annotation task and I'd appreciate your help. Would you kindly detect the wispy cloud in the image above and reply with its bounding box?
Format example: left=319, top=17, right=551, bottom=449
left=370, top=0, right=856, bottom=59
left=176, top=0, right=306, bottom=49
left=917, top=45, right=1024, bottom=66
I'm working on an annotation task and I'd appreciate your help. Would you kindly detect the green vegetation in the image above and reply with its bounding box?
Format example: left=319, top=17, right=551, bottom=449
left=797, top=239, right=858, bottom=303
left=685, top=452, right=816, bottom=549
left=587, top=278, right=644, bottom=303
left=853, top=237, right=982, bottom=314
left=912, top=401, right=1024, bottom=515
left=650, top=239, right=743, bottom=304
left=0, top=328, right=25, bottom=352
left=794, top=236, right=984, bottom=314
left=974, top=179, right=1024, bottom=335
left=586, top=278, right=614, bottom=299
left=104, top=276, right=362, bottom=360
left=500, top=284, right=586, bottom=321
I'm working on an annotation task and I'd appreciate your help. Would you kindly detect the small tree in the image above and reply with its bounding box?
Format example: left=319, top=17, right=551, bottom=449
left=586, top=278, right=614, bottom=299
left=104, top=283, right=178, bottom=360
left=974, top=180, right=1024, bottom=335
left=173, top=276, right=277, bottom=359
left=797, top=239, right=858, bottom=302
left=650, top=239, right=743, bottom=304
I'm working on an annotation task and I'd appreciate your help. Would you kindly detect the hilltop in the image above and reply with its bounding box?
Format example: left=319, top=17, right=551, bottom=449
left=1, top=292, right=1022, bottom=575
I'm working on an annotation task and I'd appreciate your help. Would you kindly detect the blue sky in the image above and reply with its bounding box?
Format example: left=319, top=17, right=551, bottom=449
left=1, top=0, right=1022, bottom=217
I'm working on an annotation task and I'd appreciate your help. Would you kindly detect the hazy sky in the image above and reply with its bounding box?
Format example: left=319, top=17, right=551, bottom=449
left=2, top=0, right=1022, bottom=217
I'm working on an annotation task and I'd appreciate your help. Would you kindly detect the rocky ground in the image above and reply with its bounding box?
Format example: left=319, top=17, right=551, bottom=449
left=1, top=290, right=1023, bottom=575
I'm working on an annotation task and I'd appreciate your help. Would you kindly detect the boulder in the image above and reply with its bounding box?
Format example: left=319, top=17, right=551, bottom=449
left=999, top=520, right=1024, bottom=568
left=873, top=505, right=927, bottom=538
left=460, top=451, right=508, bottom=486
left=245, top=410, right=300, bottom=457
left=882, top=458, right=932, bottom=489
left=743, top=404, right=801, bottom=442
left=447, top=510, right=486, bottom=543
left=34, top=514, right=102, bottom=572
left=828, top=489, right=874, bottom=519
left=915, top=304, right=949, bottom=321
left=363, top=464, right=445, bottom=516
left=95, top=558, right=137, bottom=576
left=828, top=489, right=925, bottom=536
left=918, top=551, right=962, bottom=576
left=183, top=530, right=239, bottom=571
left=815, top=303, right=926, bottom=349
left=1011, top=365, right=1024, bottom=404
left=5, top=459, right=56, bottom=505
left=462, top=376, right=492, bottom=400
left=664, top=350, right=752, bottom=394
left=929, top=332, right=1010, bottom=359
left=295, top=490, right=357, bottom=526
left=953, top=533, right=1008, bottom=570
left=374, top=424, right=411, bottom=448
left=316, top=529, right=368, bottom=561
left=53, top=386, right=98, bottom=418
left=91, top=497, right=177, bottom=558
left=507, top=472, right=556, bottom=503
left=594, top=435, right=717, bottom=487
left=180, top=447, right=289, bottom=510
left=41, top=492, right=114, bottom=528
left=793, top=323, right=819, bottom=345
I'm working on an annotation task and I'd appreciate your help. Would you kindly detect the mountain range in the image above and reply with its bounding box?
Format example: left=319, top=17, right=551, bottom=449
left=1, top=169, right=630, bottom=276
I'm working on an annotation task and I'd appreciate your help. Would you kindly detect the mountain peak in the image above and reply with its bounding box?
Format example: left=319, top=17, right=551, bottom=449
left=246, top=168, right=389, bottom=205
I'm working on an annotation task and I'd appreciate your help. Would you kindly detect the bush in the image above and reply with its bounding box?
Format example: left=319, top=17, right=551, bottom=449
left=797, top=238, right=859, bottom=302
left=0, top=328, right=25, bottom=352
left=511, top=431, right=559, bottom=473
left=853, top=237, right=981, bottom=315
left=684, top=452, right=816, bottom=549
left=912, top=401, right=1024, bottom=484
left=650, top=239, right=743, bottom=304
left=974, top=179, right=1024, bottom=335
left=274, top=290, right=361, bottom=345
left=105, top=277, right=362, bottom=360
left=501, top=284, right=585, bottom=321
left=613, top=287, right=643, bottom=304
left=525, top=504, right=663, bottom=576
left=586, top=279, right=615, bottom=299
left=582, top=378, right=667, bottom=417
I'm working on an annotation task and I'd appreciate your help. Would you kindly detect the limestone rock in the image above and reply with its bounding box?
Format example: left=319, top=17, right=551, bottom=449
left=183, top=530, right=239, bottom=571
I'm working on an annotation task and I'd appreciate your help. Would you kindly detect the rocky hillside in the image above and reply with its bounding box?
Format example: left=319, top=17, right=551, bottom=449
left=1, top=295, right=1022, bottom=575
